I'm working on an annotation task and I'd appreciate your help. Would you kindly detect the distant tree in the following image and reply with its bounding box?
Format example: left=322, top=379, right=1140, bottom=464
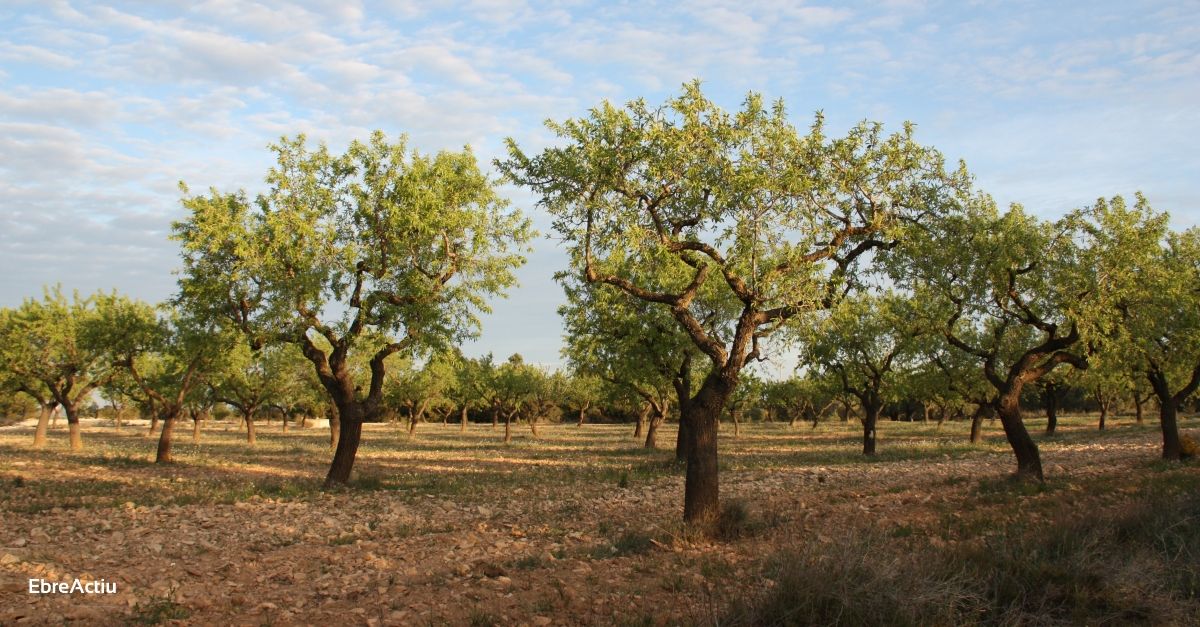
left=173, top=131, right=532, bottom=485
left=1074, top=194, right=1197, bottom=459
left=559, top=268, right=698, bottom=451
left=891, top=199, right=1095, bottom=480
left=94, top=295, right=230, bottom=463
left=800, top=292, right=922, bottom=455
left=387, top=351, right=457, bottom=436
left=209, top=343, right=300, bottom=445
left=0, top=287, right=120, bottom=450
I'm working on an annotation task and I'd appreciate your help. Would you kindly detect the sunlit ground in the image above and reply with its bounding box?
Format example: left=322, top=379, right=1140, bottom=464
left=0, top=413, right=1196, bottom=625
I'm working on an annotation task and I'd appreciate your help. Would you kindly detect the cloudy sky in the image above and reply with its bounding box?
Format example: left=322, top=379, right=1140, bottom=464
left=1, top=0, right=1197, bottom=367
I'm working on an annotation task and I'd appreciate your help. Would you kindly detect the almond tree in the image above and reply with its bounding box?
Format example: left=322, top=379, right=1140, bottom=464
left=500, top=82, right=970, bottom=524
left=559, top=265, right=698, bottom=451
left=799, top=292, right=922, bottom=455
left=891, top=201, right=1094, bottom=480
left=94, top=295, right=230, bottom=463
left=0, top=287, right=118, bottom=450
left=1075, top=194, right=1197, bottom=459
left=173, top=131, right=532, bottom=485
left=209, top=343, right=300, bottom=446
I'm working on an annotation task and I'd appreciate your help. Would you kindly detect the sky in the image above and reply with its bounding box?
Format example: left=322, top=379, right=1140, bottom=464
left=1, top=0, right=1197, bottom=369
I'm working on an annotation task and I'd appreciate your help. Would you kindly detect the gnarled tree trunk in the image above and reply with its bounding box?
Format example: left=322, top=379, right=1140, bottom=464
left=997, top=392, right=1042, bottom=480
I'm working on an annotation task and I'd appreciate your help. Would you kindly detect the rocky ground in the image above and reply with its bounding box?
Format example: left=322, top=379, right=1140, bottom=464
left=0, top=415, right=1195, bottom=625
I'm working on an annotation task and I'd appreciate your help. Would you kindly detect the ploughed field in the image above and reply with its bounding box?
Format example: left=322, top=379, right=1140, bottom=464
left=1, top=414, right=1197, bottom=625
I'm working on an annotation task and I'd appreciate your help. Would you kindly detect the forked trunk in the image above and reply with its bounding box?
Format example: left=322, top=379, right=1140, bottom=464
left=997, top=393, right=1043, bottom=481
left=577, top=402, right=589, bottom=426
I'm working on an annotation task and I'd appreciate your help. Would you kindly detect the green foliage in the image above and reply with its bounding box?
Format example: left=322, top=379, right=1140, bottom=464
left=174, top=131, right=533, bottom=358
left=0, top=286, right=122, bottom=416
left=501, top=79, right=972, bottom=381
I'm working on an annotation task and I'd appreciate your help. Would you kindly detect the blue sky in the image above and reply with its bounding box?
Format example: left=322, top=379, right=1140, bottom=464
left=1, top=0, right=1197, bottom=368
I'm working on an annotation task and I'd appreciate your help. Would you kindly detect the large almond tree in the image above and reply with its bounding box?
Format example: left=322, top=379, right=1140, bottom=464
left=499, top=82, right=971, bottom=525
left=173, top=131, right=532, bottom=485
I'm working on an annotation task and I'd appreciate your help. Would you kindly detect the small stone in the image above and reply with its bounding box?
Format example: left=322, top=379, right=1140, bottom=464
left=533, top=616, right=552, bottom=626
left=12, top=538, right=26, bottom=547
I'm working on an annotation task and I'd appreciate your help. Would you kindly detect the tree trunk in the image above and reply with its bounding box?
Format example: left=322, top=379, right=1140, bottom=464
left=156, top=411, right=178, bottom=463
left=529, top=417, right=539, bottom=438
left=281, top=411, right=288, bottom=432
left=675, top=413, right=689, bottom=462
left=577, top=401, right=589, bottom=426
left=1133, top=393, right=1145, bottom=425
left=324, top=402, right=363, bottom=486
left=329, top=406, right=340, bottom=452
left=245, top=412, right=257, bottom=446
left=64, top=403, right=83, bottom=451
left=1157, top=397, right=1184, bottom=460
left=1043, top=385, right=1060, bottom=436
left=504, top=412, right=512, bottom=443
left=645, top=408, right=665, bottom=449
left=1098, top=399, right=1108, bottom=431
left=460, top=405, right=469, bottom=433
left=681, top=374, right=734, bottom=527
left=997, top=392, right=1043, bottom=481
left=731, top=408, right=741, bottom=438
left=33, top=402, right=55, bottom=448
left=969, top=404, right=986, bottom=444
left=862, top=401, right=880, bottom=456
left=492, top=406, right=499, bottom=429
left=192, top=414, right=201, bottom=444
left=147, top=413, right=159, bottom=437
left=633, top=404, right=648, bottom=439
